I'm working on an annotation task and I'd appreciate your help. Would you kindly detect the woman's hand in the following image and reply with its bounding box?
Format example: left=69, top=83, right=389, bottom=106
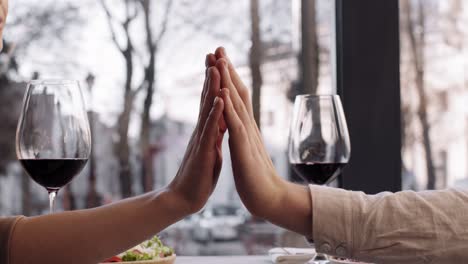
left=215, top=47, right=312, bottom=236
left=167, top=54, right=226, bottom=214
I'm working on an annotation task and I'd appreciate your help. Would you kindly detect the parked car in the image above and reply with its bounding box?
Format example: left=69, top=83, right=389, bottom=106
left=192, top=205, right=246, bottom=243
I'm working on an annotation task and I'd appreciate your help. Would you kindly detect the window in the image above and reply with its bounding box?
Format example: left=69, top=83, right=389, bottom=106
left=400, top=0, right=468, bottom=190
left=1, top=0, right=335, bottom=256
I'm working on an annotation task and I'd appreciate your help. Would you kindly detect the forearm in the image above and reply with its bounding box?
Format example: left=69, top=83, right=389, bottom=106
left=255, top=178, right=313, bottom=237
left=10, top=188, right=188, bottom=264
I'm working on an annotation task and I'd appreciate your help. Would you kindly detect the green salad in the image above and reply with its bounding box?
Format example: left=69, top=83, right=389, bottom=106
left=103, top=236, right=174, bottom=262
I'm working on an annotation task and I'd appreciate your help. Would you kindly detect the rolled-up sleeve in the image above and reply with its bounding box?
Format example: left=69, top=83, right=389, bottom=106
left=309, top=185, right=468, bottom=263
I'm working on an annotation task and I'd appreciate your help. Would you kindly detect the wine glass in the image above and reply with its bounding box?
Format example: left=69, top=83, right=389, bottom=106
left=288, top=95, right=350, bottom=185
left=16, top=79, right=91, bottom=213
left=288, top=95, right=350, bottom=261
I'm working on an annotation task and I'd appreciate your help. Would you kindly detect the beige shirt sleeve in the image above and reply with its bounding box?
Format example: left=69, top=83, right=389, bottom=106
left=0, top=216, right=23, bottom=264
left=309, top=185, right=468, bottom=264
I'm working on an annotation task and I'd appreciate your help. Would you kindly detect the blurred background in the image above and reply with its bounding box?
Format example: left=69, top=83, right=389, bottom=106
left=0, top=0, right=466, bottom=255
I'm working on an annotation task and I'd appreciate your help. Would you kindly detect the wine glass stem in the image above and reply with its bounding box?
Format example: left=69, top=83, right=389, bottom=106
left=48, top=190, right=57, bottom=213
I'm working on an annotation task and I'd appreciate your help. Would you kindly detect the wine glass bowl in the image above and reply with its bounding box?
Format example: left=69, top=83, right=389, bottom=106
left=288, top=95, right=350, bottom=185
left=16, top=79, right=91, bottom=213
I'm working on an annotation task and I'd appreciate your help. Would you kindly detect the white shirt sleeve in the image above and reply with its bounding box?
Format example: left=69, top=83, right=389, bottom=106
left=309, top=185, right=468, bottom=263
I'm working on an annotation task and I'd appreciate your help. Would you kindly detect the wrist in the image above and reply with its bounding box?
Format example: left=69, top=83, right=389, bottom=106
left=263, top=176, right=289, bottom=218
left=164, top=184, right=204, bottom=216
left=246, top=171, right=285, bottom=219
left=156, top=187, right=193, bottom=220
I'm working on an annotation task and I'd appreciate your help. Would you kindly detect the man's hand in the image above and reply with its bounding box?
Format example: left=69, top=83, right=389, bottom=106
left=167, top=54, right=226, bottom=214
left=215, top=47, right=312, bottom=236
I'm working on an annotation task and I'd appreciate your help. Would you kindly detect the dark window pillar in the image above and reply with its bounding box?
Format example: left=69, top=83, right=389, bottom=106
left=335, top=0, right=401, bottom=193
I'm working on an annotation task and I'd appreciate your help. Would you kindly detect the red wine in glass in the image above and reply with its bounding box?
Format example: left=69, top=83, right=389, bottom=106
left=288, top=95, right=351, bottom=185
left=16, top=80, right=91, bottom=213
left=19, top=159, right=88, bottom=192
left=291, top=162, right=346, bottom=185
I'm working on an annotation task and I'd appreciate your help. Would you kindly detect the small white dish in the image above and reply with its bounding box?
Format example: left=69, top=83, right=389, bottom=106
left=268, top=247, right=316, bottom=263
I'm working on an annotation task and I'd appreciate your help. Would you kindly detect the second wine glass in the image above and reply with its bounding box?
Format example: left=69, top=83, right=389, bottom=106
left=288, top=95, right=350, bottom=185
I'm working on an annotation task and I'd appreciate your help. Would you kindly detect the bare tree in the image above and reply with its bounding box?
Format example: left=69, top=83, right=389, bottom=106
left=100, top=0, right=175, bottom=196
left=85, top=73, right=101, bottom=208
left=139, top=0, right=173, bottom=193
left=100, top=0, right=141, bottom=198
left=250, top=0, right=263, bottom=129
left=401, top=0, right=437, bottom=189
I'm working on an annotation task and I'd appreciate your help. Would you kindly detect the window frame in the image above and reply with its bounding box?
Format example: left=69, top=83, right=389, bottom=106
left=334, top=0, right=402, bottom=193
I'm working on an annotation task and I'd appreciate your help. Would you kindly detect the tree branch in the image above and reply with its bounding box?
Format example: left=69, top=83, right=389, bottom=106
left=99, top=0, right=124, bottom=53
left=139, top=0, right=155, bottom=53
left=123, top=0, right=139, bottom=30
left=155, top=0, right=174, bottom=46
left=126, top=0, right=139, bottom=21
